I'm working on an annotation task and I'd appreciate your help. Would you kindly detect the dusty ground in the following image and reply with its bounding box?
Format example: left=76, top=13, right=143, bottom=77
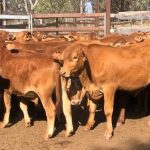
left=0, top=100, right=150, bottom=150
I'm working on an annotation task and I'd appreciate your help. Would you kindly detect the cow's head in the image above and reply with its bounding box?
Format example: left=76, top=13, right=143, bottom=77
left=0, top=30, right=10, bottom=41
left=134, top=35, right=144, bottom=43
left=52, top=44, right=87, bottom=77
left=10, top=31, right=32, bottom=42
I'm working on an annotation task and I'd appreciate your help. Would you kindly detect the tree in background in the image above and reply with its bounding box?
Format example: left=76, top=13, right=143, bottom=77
left=34, top=0, right=80, bottom=13
left=4, top=0, right=25, bottom=14
left=111, top=0, right=149, bottom=13
left=23, top=0, right=39, bottom=14
left=2, top=0, right=150, bottom=14
left=2, top=0, right=39, bottom=14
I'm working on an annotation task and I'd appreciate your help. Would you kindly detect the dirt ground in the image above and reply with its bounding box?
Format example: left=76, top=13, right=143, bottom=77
left=0, top=99, right=150, bottom=150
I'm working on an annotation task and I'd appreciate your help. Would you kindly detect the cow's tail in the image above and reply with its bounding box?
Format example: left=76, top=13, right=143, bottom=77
left=55, top=63, right=62, bottom=120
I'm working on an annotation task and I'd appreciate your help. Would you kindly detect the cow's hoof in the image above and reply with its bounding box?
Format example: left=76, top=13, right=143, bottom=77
left=1, top=122, right=10, bottom=128
left=44, top=134, right=53, bottom=140
left=104, top=130, right=113, bottom=140
left=65, top=131, right=73, bottom=137
left=1, top=124, right=6, bottom=128
left=116, top=121, right=124, bottom=127
left=83, top=125, right=91, bottom=131
left=25, top=122, right=31, bottom=127
left=84, top=123, right=94, bottom=131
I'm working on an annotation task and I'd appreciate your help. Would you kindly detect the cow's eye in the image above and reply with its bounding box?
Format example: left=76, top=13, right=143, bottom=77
left=73, top=56, right=78, bottom=60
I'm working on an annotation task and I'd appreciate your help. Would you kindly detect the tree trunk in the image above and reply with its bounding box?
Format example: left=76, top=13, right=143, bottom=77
left=23, top=0, right=29, bottom=14
left=80, top=0, right=83, bottom=13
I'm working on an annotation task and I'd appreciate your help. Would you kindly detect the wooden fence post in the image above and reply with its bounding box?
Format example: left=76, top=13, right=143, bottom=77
left=104, top=13, right=106, bottom=36
left=0, top=1, right=2, bottom=26
left=56, top=18, right=59, bottom=35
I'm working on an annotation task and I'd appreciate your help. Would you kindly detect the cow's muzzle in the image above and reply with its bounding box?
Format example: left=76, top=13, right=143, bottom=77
left=60, top=68, right=71, bottom=77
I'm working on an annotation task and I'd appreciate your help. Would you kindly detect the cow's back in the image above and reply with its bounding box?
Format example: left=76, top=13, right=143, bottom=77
left=84, top=44, right=150, bottom=90
left=1, top=55, right=56, bottom=95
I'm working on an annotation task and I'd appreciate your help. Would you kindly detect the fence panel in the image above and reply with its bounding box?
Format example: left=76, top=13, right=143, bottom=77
left=0, top=15, right=31, bottom=32
left=31, top=13, right=106, bottom=35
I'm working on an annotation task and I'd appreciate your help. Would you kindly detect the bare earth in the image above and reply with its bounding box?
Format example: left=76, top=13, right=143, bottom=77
left=0, top=102, right=150, bottom=150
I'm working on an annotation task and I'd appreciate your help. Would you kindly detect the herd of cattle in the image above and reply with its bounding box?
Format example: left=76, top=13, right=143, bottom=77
left=0, top=30, right=150, bottom=140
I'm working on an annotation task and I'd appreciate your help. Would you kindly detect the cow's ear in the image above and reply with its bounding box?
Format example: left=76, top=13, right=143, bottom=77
left=80, top=52, right=87, bottom=62
left=83, top=56, right=87, bottom=62
left=80, top=49, right=87, bottom=62
left=51, top=50, right=63, bottom=61
left=79, top=44, right=87, bottom=62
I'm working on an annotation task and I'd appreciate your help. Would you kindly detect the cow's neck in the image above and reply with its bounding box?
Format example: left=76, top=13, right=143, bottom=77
left=79, top=67, right=99, bottom=93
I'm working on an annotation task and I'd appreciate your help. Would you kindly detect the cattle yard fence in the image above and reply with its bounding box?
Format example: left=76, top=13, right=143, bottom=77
left=111, top=11, right=150, bottom=35
left=0, top=14, right=31, bottom=32
left=1, top=11, right=150, bottom=35
left=31, top=13, right=106, bottom=35
left=0, top=13, right=106, bottom=36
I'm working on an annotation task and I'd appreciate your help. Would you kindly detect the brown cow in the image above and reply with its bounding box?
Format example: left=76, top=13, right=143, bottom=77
left=99, top=33, right=145, bottom=47
left=52, top=43, right=150, bottom=140
left=64, top=32, right=99, bottom=42
left=10, top=31, right=68, bottom=44
left=10, top=31, right=32, bottom=42
left=0, top=42, right=62, bottom=139
left=6, top=39, right=70, bottom=53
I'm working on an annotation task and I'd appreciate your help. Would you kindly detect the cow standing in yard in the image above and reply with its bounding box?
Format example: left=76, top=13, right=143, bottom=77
left=52, top=43, right=150, bottom=139
left=0, top=41, right=62, bottom=139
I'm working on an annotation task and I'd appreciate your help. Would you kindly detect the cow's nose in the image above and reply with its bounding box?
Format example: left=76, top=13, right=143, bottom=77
left=60, top=68, right=66, bottom=76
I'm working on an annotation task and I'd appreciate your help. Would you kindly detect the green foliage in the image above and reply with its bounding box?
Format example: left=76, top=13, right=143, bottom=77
left=5, top=0, right=25, bottom=14
left=34, top=0, right=80, bottom=13
left=4, top=0, right=150, bottom=14
left=111, top=0, right=150, bottom=13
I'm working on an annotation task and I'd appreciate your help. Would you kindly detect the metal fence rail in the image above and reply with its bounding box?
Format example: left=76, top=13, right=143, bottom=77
left=111, top=11, right=150, bottom=34
left=31, top=13, right=106, bottom=35
left=0, top=14, right=31, bottom=32
left=32, top=13, right=105, bottom=18
left=0, top=13, right=106, bottom=35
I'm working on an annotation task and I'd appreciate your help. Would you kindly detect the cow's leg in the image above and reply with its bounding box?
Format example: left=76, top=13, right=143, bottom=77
left=62, top=94, right=73, bottom=137
left=116, top=91, right=127, bottom=127
left=19, top=100, right=31, bottom=127
left=84, top=99, right=97, bottom=131
left=2, top=91, right=11, bottom=128
left=40, top=96, right=55, bottom=140
left=116, top=108, right=125, bottom=127
left=61, top=77, right=73, bottom=137
left=103, top=86, right=116, bottom=140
